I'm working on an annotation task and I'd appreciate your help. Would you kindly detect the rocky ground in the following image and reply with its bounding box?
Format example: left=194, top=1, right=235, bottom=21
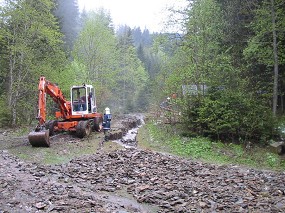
left=0, top=115, right=285, bottom=212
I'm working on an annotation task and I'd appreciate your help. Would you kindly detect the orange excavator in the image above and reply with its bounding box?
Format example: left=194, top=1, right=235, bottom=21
left=28, top=76, right=103, bottom=147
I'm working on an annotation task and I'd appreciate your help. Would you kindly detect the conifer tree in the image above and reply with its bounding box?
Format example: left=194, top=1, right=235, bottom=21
left=54, top=0, right=79, bottom=51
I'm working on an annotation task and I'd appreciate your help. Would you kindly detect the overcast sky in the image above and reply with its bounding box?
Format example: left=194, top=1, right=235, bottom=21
left=77, top=0, right=187, bottom=32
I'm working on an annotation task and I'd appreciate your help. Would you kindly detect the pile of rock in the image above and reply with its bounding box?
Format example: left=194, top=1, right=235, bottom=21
left=1, top=148, right=285, bottom=212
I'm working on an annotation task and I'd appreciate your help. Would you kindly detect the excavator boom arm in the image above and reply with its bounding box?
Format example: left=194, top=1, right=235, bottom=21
left=37, top=76, right=70, bottom=125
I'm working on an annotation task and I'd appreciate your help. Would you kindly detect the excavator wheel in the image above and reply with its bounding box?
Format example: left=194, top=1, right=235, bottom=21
left=76, top=120, right=91, bottom=138
left=45, top=120, right=58, bottom=136
left=93, top=117, right=102, bottom=132
left=28, top=129, right=50, bottom=147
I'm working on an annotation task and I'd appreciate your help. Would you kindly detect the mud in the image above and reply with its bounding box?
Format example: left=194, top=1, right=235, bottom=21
left=0, top=114, right=285, bottom=212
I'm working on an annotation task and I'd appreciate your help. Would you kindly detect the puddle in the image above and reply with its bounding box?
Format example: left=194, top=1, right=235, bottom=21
left=103, top=192, right=158, bottom=213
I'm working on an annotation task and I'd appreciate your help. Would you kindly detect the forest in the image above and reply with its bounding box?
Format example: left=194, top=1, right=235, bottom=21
left=0, top=0, right=285, bottom=146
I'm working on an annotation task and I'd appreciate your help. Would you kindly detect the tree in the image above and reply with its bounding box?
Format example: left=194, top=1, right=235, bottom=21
left=132, top=27, right=142, bottom=47
left=73, top=9, right=118, bottom=107
left=167, top=0, right=229, bottom=91
left=116, top=25, right=149, bottom=112
left=0, top=0, right=66, bottom=126
left=271, top=0, right=279, bottom=116
left=54, top=0, right=79, bottom=51
left=244, top=0, right=285, bottom=115
left=216, top=0, right=260, bottom=67
left=154, top=0, right=276, bottom=143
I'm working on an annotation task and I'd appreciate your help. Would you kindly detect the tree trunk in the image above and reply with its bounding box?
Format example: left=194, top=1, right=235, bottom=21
left=271, top=0, right=279, bottom=116
left=8, top=29, right=16, bottom=108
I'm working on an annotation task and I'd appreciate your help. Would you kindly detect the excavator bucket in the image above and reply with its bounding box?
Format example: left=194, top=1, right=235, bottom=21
left=28, top=130, right=50, bottom=147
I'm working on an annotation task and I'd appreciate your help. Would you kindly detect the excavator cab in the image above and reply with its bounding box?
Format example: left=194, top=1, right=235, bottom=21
left=71, top=85, right=97, bottom=115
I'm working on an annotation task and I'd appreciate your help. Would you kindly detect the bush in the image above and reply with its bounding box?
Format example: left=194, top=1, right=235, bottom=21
left=182, top=89, right=275, bottom=144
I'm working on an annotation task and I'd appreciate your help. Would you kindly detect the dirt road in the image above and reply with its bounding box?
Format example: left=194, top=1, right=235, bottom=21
left=0, top=115, right=285, bottom=212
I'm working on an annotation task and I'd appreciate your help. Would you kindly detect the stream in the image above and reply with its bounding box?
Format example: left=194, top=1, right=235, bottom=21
left=112, top=114, right=145, bottom=148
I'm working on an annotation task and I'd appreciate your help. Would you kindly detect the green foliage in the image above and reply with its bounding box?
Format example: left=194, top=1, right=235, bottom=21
left=183, top=89, right=275, bottom=143
left=265, top=153, right=279, bottom=167
left=154, top=0, right=232, bottom=100
left=0, top=0, right=66, bottom=126
left=152, top=0, right=283, bottom=146
left=144, top=122, right=285, bottom=170
left=73, top=9, right=118, bottom=84
left=244, top=0, right=285, bottom=66
left=178, top=138, right=212, bottom=158
left=0, top=96, right=11, bottom=127
left=147, top=122, right=213, bottom=158
left=114, top=26, right=149, bottom=113
left=216, top=0, right=259, bottom=66
left=243, top=0, right=285, bottom=115
left=135, top=81, right=153, bottom=112
left=73, top=9, right=119, bottom=107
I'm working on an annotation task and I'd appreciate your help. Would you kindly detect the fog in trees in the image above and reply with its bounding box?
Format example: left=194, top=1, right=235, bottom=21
left=54, top=0, right=80, bottom=51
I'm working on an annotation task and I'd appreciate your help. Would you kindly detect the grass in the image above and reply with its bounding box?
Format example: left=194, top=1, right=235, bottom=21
left=5, top=120, right=285, bottom=170
left=9, top=132, right=123, bottom=165
left=138, top=121, right=285, bottom=171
